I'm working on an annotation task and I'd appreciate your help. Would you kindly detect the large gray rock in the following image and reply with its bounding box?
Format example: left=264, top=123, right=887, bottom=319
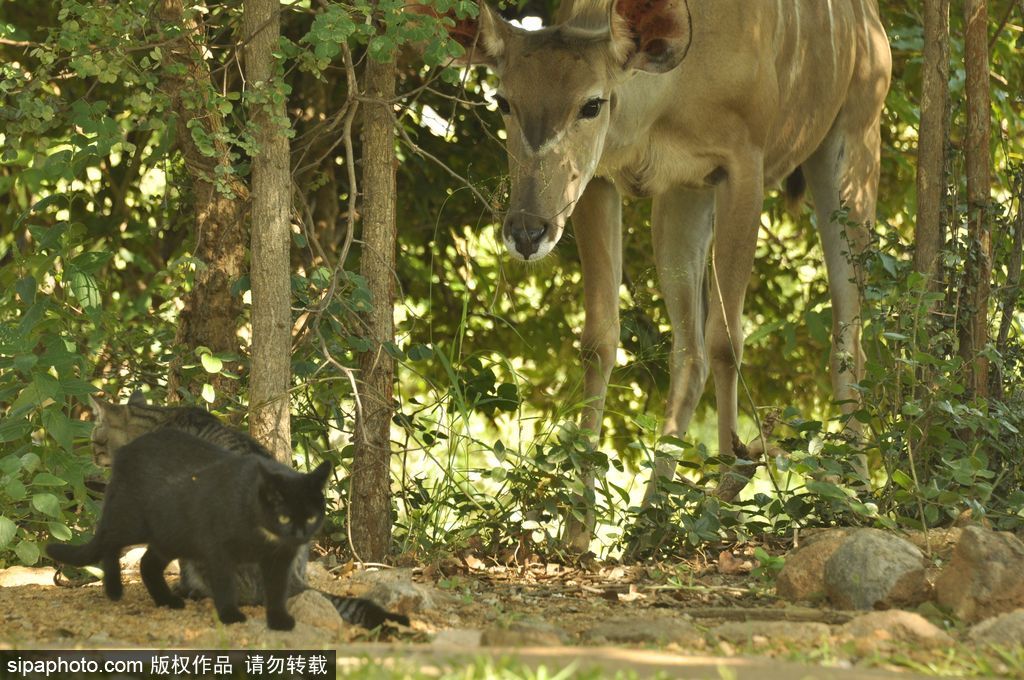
left=967, top=609, right=1024, bottom=647
left=824, top=529, right=929, bottom=610
left=584, top=617, right=703, bottom=647
left=352, top=568, right=439, bottom=614
left=776, top=529, right=853, bottom=602
left=935, top=526, right=1024, bottom=623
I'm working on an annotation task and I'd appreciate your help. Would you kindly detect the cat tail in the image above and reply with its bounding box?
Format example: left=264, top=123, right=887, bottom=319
left=317, top=590, right=410, bottom=628
left=47, top=540, right=102, bottom=566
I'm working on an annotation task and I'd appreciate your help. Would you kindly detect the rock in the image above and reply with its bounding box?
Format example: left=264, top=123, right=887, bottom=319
left=353, top=568, right=439, bottom=614
left=841, top=611, right=953, bottom=649
left=934, top=526, right=1024, bottom=623
left=584, top=617, right=703, bottom=646
left=776, top=529, right=853, bottom=602
left=824, top=529, right=929, bottom=610
left=0, top=566, right=57, bottom=587
left=710, top=621, right=830, bottom=646
left=967, top=609, right=1024, bottom=647
left=481, top=619, right=569, bottom=647
left=287, top=590, right=345, bottom=633
left=432, top=629, right=483, bottom=647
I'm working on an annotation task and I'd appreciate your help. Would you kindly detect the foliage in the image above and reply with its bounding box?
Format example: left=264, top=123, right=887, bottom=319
left=0, top=0, right=1023, bottom=566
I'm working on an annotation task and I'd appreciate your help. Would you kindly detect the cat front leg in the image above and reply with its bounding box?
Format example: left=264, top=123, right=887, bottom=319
left=260, top=555, right=295, bottom=631
left=140, top=549, right=185, bottom=609
left=205, top=563, right=247, bottom=625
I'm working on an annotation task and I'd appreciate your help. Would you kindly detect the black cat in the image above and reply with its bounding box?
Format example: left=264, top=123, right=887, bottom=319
left=89, top=394, right=410, bottom=629
left=48, top=428, right=331, bottom=631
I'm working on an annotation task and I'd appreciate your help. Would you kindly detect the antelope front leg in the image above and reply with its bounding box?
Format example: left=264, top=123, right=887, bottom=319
left=567, top=177, right=622, bottom=552
left=641, top=188, right=715, bottom=506
left=706, top=160, right=765, bottom=497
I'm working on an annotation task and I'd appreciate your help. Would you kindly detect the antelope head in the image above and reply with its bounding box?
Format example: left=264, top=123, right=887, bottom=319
left=452, top=0, right=691, bottom=260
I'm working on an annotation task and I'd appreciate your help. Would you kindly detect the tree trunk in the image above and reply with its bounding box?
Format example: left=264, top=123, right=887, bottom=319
left=157, top=0, right=248, bottom=405
left=960, top=0, right=992, bottom=399
left=242, top=0, right=292, bottom=462
left=913, top=0, right=950, bottom=284
left=351, top=53, right=398, bottom=562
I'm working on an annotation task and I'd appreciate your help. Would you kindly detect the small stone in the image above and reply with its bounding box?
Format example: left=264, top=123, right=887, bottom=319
left=824, top=529, right=929, bottom=610
left=0, top=566, right=57, bottom=588
left=481, top=619, right=568, bottom=647
left=842, top=610, right=953, bottom=649
left=935, top=526, right=1024, bottom=623
left=287, top=590, right=345, bottom=633
left=967, top=609, right=1024, bottom=647
left=584, top=617, right=703, bottom=647
left=711, top=621, right=830, bottom=645
left=776, top=529, right=853, bottom=602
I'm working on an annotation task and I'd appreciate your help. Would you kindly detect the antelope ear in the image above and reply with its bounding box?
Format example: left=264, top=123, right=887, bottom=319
left=412, top=1, right=508, bottom=68
left=611, top=0, right=692, bottom=73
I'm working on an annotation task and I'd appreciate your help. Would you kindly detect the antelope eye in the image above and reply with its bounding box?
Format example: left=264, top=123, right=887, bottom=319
left=494, top=94, right=510, bottom=115
left=277, top=514, right=290, bottom=524
left=579, top=98, right=606, bottom=119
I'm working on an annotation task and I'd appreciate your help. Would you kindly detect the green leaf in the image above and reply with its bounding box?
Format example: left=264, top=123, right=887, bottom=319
left=0, top=516, right=16, bottom=548
left=200, top=353, right=223, bottom=373
left=15, top=540, right=40, bottom=566
left=21, top=452, right=41, bottom=473
left=4, top=479, right=27, bottom=501
left=32, top=472, right=67, bottom=487
left=805, top=480, right=849, bottom=501
left=68, top=268, right=102, bottom=310
left=15, top=275, right=36, bottom=305
left=13, top=354, right=38, bottom=374
left=891, top=469, right=914, bottom=490
left=41, top=409, right=74, bottom=454
left=0, top=456, right=22, bottom=475
left=201, top=383, right=215, bottom=404
left=32, top=492, right=62, bottom=518
left=47, top=521, right=72, bottom=542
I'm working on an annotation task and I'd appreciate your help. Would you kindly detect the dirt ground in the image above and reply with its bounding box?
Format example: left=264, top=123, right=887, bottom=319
left=0, top=549, right=1016, bottom=678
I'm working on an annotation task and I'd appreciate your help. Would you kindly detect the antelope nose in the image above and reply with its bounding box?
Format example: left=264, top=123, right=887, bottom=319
left=505, top=212, right=550, bottom=259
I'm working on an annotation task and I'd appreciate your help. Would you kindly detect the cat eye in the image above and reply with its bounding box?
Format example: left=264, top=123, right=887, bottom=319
left=277, top=514, right=290, bottom=524
left=493, top=94, right=510, bottom=115
left=306, top=516, right=318, bottom=525
left=579, top=98, right=606, bottom=120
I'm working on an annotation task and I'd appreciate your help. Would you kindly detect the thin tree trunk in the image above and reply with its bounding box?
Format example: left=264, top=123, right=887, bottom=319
left=157, top=0, right=248, bottom=405
left=960, top=0, right=992, bottom=399
left=351, top=52, right=398, bottom=562
left=243, top=0, right=292, bottom=462
left=913, top=0, right=950, bottom=284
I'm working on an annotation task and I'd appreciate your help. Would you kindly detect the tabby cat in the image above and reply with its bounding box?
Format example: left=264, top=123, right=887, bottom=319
left=88, top=394, right=409, bottom=629
left=49, top=429, right=331, bottom=630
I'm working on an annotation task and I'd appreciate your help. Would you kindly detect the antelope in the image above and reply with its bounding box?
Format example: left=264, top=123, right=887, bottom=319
left=446, top=0, right=891, bottom=549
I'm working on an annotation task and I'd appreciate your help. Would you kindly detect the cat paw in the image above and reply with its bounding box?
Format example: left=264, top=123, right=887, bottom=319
left=104, top=582, right=123, bottom=601
left=156, top=595, right=186, bottom=609
left=217, top=608, right=247, bottom=625
left=267, top=611, right=295, bottom=631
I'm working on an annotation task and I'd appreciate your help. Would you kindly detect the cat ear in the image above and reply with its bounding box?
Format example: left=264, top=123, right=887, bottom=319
left=89, top=394, right=114, bottom=416
left=127, top=391, right=147, bottom=406
left=309, top=461, right=332, bottom=489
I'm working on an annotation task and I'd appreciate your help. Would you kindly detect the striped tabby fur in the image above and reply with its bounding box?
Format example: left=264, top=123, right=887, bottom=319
left=88, top=393, right=409, bottom=628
